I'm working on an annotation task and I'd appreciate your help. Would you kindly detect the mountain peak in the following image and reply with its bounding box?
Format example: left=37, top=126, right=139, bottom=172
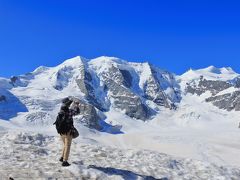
left=32, top=66, right=49, bottom=75
left=180, top=65, right=238, bottom=82
left=90, top=56, right=128, bottom=65
left=219, top=67, right=236, bottom=74
left=59, top=56, right=86, bottom=67
left=203, top=66, right=219, bottom=73
left=195, top=66, right=237, bottom=76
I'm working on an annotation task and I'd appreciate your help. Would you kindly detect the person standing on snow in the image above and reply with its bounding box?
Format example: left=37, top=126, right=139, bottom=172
left=54, top=97, right=79, bottom=167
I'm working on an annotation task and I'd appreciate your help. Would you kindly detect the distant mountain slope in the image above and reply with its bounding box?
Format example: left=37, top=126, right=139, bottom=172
left=0, top=56, right=239, bottom=126
left=179, top=66, right=240, bottom=111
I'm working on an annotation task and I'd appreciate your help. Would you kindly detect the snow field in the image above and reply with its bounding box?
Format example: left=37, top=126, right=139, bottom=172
left=1, top=130, right=240, bottom=180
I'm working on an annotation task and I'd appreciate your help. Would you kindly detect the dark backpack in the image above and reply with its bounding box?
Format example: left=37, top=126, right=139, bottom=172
left=54, top=109, right=73, bottom=134
left=53, top=112, right=67, bottom=134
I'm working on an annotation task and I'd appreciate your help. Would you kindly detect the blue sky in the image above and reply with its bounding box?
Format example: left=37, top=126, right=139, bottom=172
left=0, top=0, right=240, bottom=77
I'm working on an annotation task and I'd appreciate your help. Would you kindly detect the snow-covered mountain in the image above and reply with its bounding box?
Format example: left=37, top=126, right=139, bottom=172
left=1, top=56, right=240, bottom=179
left=180, top=66, right=240, bottom=111
left=0, top=56, right=182, bottom=124
left=1, top=56, right=240, bottom=124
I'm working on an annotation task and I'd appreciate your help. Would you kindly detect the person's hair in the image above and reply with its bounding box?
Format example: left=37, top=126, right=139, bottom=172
left=62, top=97, right=72, bottom=107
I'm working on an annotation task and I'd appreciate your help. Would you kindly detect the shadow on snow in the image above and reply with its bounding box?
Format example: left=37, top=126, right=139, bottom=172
left=0, top=89, right=28, bottom=120
left=98, top=119, right=124, bottom=134
left=88, top=165, right=168, bottom=180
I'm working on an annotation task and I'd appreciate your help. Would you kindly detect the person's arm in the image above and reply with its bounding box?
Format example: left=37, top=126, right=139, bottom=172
left=70, top=103, right=80, bottom=115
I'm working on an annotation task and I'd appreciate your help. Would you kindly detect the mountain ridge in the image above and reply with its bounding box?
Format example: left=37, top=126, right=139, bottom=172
left=0, top=55, right=240, bottom=126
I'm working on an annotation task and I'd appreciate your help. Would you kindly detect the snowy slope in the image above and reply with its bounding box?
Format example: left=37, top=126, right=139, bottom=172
left=1, top=56, right=240, bottom=179
left=1, top=127, right=240, bottom=180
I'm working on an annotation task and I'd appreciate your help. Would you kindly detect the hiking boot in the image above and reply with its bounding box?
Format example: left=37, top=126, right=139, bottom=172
left=59, top=157, right=63, bottom=162
left=62, top=161, right=70, bottom=167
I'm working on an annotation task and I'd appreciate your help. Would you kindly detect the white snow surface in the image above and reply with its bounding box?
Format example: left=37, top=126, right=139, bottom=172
left=180, top=66, right=239, bottom=81
left=1, top=56, right=240, bottom=179
left=1, top=123, right=240, bottom=180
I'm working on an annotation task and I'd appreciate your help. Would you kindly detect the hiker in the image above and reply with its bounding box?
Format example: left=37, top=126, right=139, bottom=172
left=54, top=97, right=79, bottom=167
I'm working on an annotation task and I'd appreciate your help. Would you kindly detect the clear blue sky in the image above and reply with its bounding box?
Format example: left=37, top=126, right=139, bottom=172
left=0, top=0, right=240, bottom=77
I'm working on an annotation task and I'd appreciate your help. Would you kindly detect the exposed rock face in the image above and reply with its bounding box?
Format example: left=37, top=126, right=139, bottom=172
left=184, top=75, right=240, bottom=111
left=142, top=65, right=180, bottom=109
left=234, top=78, right=240, bottom=88
left=75, top=63, right=107, bottom=111
left=206, top=91, right=240, bottom=111
left=53, top=71, right=68, bottom=90
left=143, top=68, right=170, bottom=108
left=85, top=59, right=181, bottom=120
left=100, top=65, right=151, bottom=120
left=101, top=65, right=127, bottom=86
left=76, top=64, right=93, bottom=96
left=10, top=75, right=30, bottom=87
left=10, top=76, right=18, bottom=85
left=119, top=69, right=132, bottom=88
left=73, top=99, right=101, bottom=130
left=186, top=77, right=232, bottom=96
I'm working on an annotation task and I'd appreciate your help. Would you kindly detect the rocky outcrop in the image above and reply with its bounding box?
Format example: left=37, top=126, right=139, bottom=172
left=107, top=78, right=150, bottom=120
left=186, top=76, right=232, bottom=96
left=75, top=64, right=107, bottom=111
left=234, top=78, right=240, bottom=88
left=185, top=76, right=240, bottom=111
left=9, top=75, right=30, bottom=87
left=144, top=74, right=171, bottom=108
left=10, top=76, right=18, bottom=85
left=206, top=91, right=240, bottom=111
left=76, top=64, right=93, bottom=96
left=53, top=71, right=67, bottom=90
left=72, top=98, right=101, bottom=130
left=100, top=65, right=151, bottom=120
left=101, top=65, right=128, bottom=87
left=85, top=61, right=181, bottom=120
left=119, top=69, right=133, bottom=88
left=143, top=65, right=180, bottom=109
